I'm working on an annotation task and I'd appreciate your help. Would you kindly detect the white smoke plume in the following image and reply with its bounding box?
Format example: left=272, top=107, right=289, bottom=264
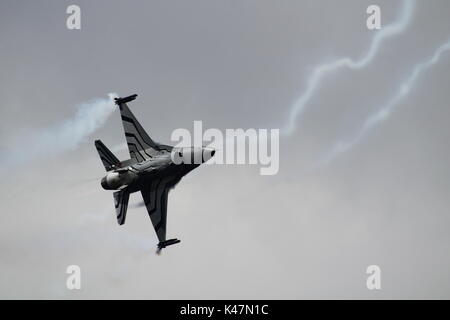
left=2, top=93, right=118, bottom=169
left=282, top=0, right=415, bottom=136
left=318, top=40, right=450, bottom=165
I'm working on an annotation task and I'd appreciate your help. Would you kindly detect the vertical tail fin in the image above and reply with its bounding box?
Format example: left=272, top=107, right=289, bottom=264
left=95, top=139, right=120, bottom=171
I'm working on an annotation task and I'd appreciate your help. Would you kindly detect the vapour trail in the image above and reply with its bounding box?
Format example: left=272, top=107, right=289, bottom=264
left=1, top=93, right=117, bottom=169
left=318, top=40, right=450, bottom=165
left=282, top=0, right=415, bottom=136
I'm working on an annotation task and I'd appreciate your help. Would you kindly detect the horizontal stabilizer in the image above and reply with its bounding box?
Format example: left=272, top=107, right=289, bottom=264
left=113, top=189, right=130, bottom=225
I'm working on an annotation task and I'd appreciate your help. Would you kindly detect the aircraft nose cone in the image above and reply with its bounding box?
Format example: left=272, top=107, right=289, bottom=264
left=202, top=147, right=215, bottom=163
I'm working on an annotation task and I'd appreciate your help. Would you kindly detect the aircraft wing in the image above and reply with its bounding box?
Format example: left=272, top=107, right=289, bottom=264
left=114, top=94, right=172, bottom=163
left=140, top=175, right=182, bottom=252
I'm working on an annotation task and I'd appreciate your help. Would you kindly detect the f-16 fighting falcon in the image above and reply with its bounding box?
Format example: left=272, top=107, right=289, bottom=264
left=95, top=94, right=215, bottom=253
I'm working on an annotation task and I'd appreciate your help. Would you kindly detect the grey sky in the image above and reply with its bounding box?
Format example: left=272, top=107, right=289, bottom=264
left=1, top=0, right=450, bottom=298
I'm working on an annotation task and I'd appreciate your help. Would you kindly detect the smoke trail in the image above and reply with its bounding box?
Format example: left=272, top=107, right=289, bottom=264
left=1, top=93, right=118, bottom=169
left=282, top=0, right=415, bottom=136
left=318, top=40, right=450, bottom=165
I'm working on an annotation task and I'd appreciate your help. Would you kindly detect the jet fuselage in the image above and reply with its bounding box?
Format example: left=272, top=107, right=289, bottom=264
left=100, top=147, right=214, bottom=193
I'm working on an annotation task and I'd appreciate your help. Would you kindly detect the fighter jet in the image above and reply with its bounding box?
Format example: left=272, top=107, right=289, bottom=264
left=95, top=94, right=215, bottom=253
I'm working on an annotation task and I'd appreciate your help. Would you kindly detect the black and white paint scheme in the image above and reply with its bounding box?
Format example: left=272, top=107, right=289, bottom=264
left=96, top=94, right=214, bottom=253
